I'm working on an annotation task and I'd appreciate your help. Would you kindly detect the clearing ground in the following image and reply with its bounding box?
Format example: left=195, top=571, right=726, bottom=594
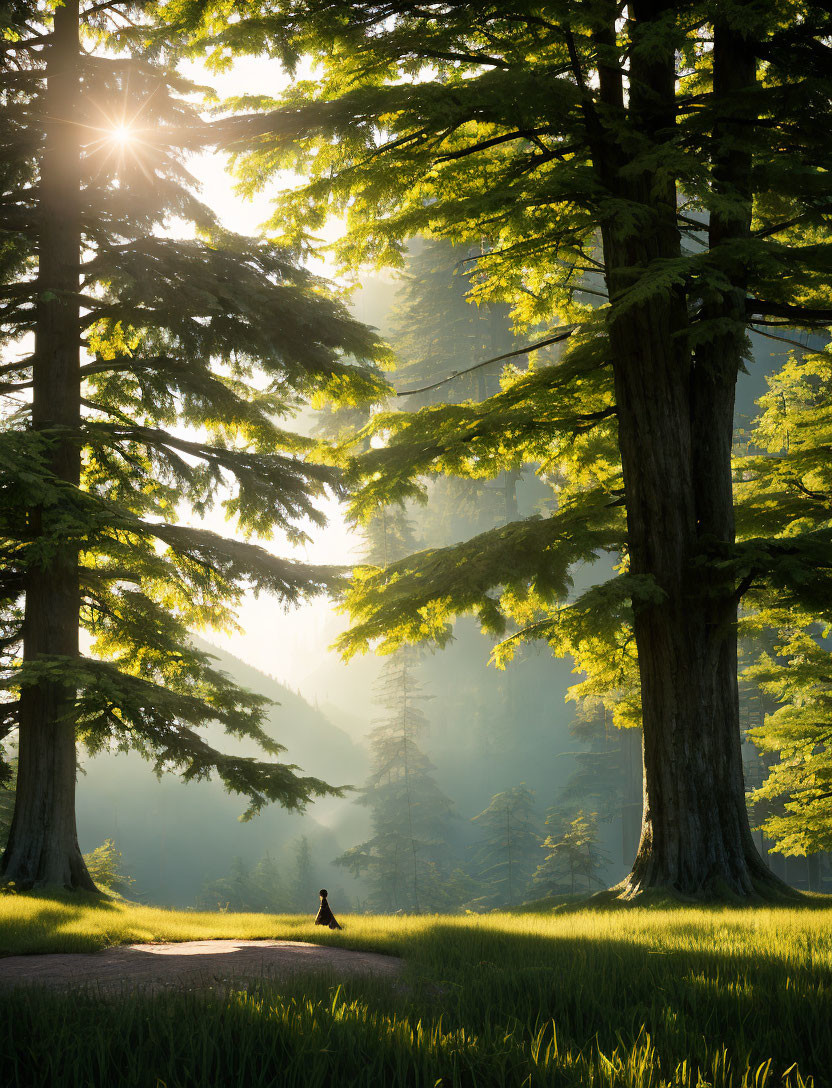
left=0, top=938, right=403, bottom=994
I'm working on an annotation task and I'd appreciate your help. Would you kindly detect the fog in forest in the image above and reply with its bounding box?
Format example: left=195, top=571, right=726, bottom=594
left=66, top=258, right=821, bottom=912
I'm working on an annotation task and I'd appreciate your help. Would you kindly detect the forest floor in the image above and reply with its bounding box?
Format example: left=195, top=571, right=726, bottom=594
left=1, top=893, right=831, bottom=1087
left=0, top=938, right=403, bottom=993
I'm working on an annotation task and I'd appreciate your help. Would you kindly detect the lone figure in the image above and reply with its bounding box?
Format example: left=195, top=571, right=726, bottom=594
left=315, top=888, right=342, bottom=930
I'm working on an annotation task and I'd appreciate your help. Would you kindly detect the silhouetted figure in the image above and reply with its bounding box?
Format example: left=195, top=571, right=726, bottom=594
left=315, top=888, right=342, bottom=929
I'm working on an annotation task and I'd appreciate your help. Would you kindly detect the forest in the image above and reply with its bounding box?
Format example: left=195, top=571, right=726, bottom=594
left=0, top=2, right=831, bottom=1086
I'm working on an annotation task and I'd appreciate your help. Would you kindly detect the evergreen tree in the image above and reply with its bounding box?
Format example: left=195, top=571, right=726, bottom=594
left=81, top=838, right=135, bottom=897
left=203, top=0, right=832, bottom=898
left=0, top=2, right=384, bottom=889
left=559, top=701, right=643, bottom=870
left=469, top=784, right=540, bottom=908
left=290, top=834, right=316, bottom=911
left=534, top=809, right=610, bottom=896
left=197, top=853, right=289, bottom=912
left=0, top=757, right=14, bottom=852
left=735, top=350, right=832, bottom=858
left=335, top=646, right=458, bottom=912
left=390, top=237, right=518, bottom=406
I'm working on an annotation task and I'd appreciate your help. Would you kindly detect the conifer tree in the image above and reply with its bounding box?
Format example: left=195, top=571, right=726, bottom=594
left=390, top=238, right=517, bottom=405
left=81, top=838, right=134, bottom=897
left=291, top=834, right=315, bottom=911
left=559, top=702, right=643, bottom=868
left=534, top=809, right=610, bottom=896
left=335, top=647, right=458, bottom=911
left=736, top=348, right=832, bottom=858
left=0, top=2, right=384, bottom=889
left=469, top=784, right=540, bottom=908
left=0, top=758, right=14, bottom=852
left=335, top=503, right=460, bottom=912
left=197, top=853, right=287, bottom=912
left=201, top=0, right=832, bottom=898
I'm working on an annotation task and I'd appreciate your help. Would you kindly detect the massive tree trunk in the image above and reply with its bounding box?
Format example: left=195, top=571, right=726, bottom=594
left=1, top=0, right=96, bottom=891
left=594, top=1, right=789, bottom=899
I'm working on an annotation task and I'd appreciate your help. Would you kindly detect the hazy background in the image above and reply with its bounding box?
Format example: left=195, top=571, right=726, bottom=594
left=73, top=54, right=798, bottom=910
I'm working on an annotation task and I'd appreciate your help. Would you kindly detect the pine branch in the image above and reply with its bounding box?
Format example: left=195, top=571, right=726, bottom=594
left=396, top=327, right=577, bottom=396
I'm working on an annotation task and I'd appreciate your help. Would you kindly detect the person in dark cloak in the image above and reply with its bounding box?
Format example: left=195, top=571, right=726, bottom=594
left=315, top=888, right=342, bottom=929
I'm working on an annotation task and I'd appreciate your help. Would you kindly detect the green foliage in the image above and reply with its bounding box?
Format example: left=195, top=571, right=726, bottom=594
left=195, top=1, right=832, bottom=875
left=81, top=839, right=135, bottom=898
left=0, top=4, right=388, bottom=816
left=197, top=836, right=327, bottom=913
left=734, top=344, right=832, bottom=856
left=533, top=809, right=611, bottom=896
left=202, top=6, right=832, bottom=659
left=469, top=784, right=540, bottom=908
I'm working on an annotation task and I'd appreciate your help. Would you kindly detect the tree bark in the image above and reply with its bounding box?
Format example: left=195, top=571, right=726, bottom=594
left=592, top=1, right=791, bottom=899
left=1, top=0, right=96, bottom=891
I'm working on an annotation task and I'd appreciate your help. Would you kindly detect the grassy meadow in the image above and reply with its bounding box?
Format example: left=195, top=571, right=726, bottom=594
left=1, top=894, right=831, bottom=1087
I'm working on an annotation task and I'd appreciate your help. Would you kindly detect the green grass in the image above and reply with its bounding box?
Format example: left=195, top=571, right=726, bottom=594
left=1, top=894, right=831, bottom=1087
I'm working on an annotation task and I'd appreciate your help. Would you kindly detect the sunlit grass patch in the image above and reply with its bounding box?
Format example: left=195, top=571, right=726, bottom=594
left=1, top=895, right=831, bottom=1086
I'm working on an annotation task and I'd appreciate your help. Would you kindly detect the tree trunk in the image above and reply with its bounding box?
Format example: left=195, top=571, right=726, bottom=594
left=1, top=0, right=95, bottom=891
left=593, top=1, right=791, bottom=899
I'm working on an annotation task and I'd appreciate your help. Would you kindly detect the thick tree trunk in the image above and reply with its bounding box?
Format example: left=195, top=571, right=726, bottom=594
left=1, top=0, right=95, bottom=891
left=594, top=2, right=790, bottom=899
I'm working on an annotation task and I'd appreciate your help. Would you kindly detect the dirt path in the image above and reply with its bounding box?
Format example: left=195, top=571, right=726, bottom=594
left=0, top=939, right=404, bottom=994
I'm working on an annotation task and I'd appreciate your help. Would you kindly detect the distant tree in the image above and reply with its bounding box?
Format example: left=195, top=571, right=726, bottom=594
left=360, top=504, right=419, bottom=571
left=197, top=854, right=289, bottom=913
left=390, top=238, right=517, bottom=404
left=0, top=2, right=384, bottom=889
left=290, top=835, right=316, bottom=912
left=534, top=810, right=610, bottom=896
left=82, top=839, right=135, bottom=898
left=387, top=238, right=527, bottom=538
left=556, top=696, right=643, bottom=871
left=469, top=785, right=540, bottom=908
left=335, top=648, right=458, bottom=912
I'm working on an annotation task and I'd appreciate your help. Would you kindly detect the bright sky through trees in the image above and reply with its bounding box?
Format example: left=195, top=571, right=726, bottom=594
left=166, top=55, right=369, bottom=692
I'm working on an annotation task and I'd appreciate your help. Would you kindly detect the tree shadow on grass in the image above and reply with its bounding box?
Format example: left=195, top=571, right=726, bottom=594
left=1, top=903, right=830, bottom=1086
left=0, top=889, right=121, bottom=955
left=396, top=918, right=831, bottom=1085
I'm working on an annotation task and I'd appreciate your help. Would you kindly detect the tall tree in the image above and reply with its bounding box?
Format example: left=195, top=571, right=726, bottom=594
left=0, top=2, right=384, bottom=889
left=559, top=702, right=643, bottom=870
left=206, top=0, right=832, bottom=898
left=335, top=647, right=458, bottom=911
left=469, top=784, right=540, bottom=908
left=335, top=504, right=458, bottom=912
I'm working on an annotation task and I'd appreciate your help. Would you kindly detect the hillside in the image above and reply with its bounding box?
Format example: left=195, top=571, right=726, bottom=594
left=75, top=641, right=368, bottom=908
